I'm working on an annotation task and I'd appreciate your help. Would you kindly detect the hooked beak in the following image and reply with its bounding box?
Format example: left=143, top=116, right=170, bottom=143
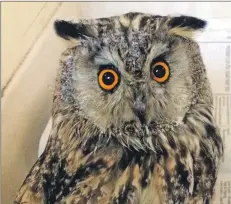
left=133, top=91, right=146, bottom=124
left=133, top=103, right=146, bottom=124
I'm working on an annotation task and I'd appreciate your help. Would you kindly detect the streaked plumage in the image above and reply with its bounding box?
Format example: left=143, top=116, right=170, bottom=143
left=14, top=12, right=223, bottom=204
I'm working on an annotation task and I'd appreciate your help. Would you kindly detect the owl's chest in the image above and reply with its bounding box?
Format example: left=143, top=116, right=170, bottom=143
left=88, top=150, right=193, bottom=203
left=55, top=132, right=219, bottom=204
left=103, top=148, right=195, bottom=204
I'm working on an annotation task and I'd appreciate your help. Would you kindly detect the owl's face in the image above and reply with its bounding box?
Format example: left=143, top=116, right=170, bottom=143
left=55, top=13, right=210, bottom=130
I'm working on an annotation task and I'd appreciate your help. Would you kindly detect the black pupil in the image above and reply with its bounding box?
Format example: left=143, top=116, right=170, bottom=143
left=102, top=72, right=115, bottom=85
left=153, top=65, right=165, bottom=78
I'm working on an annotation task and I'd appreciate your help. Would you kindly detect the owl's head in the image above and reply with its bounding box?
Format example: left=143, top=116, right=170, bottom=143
left=54, top=12, right=212, bottom=131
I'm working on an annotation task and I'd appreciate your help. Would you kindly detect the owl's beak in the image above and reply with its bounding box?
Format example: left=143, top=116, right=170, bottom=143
left=132, top=84, right=146, bottom=124
left=133, top=96, right=146, bottom=124
left=133, top=103, right=146, bottom=124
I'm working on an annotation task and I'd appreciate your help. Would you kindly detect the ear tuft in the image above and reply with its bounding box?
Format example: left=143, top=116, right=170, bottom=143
left=168, top=15, right=207, bottom=39
left=54, top=20, right=90, bottom=40
left=169, top=16, right=207, bottom=30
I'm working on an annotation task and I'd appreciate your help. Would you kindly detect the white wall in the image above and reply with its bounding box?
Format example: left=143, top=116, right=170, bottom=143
left=79, top=2, right=231, bottom=19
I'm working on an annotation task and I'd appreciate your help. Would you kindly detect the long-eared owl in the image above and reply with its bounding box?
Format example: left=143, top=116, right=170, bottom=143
left=14, top=12, right=223, bottom=204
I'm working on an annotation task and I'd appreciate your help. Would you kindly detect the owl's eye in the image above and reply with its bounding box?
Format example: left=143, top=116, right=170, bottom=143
left=151, top=61, right=170, bottom=83
left=98, top=65, right=120, bottom=92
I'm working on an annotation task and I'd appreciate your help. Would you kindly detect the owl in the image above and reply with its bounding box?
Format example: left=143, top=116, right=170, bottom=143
left=14, top=12, right=223, bottom=204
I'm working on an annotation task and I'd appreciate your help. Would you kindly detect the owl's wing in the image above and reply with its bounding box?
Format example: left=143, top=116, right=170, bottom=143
left=14, top=143, right=120, bottom=204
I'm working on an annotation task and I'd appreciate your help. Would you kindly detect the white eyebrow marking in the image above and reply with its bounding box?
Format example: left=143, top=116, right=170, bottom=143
left=131, top=15, right=142, bottom=31
left=119, top=15, right=130, bottom=27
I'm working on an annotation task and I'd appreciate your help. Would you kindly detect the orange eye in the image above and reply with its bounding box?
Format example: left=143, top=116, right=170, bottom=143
left=151, top=61, right=170, bottom=83
left=98, top=67, right=120, bottom=92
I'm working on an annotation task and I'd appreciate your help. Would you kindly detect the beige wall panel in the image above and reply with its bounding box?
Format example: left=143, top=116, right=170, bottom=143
left=1, top=2, right=60, bottom=90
